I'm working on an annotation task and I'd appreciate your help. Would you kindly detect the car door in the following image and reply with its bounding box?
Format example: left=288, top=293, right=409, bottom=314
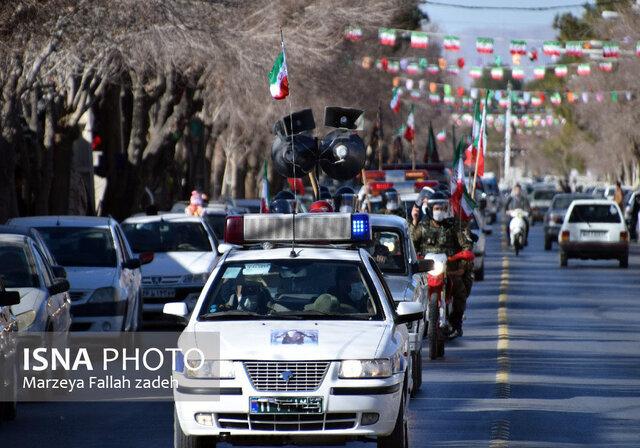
left=112, top=225, right=137, bottom=329
left=30, top=242, right=68, bottom=332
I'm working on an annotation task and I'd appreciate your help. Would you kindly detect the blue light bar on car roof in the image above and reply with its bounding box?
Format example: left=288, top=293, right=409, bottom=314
left=224, top=213, right=371, bottom=245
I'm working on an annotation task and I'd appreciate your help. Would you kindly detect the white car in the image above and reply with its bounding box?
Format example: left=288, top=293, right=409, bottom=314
left=121, top=214, right=219, bottom=319
left=529, top=188, right=557, bottom=223
left=9, top=216, right=148, bottom=331
left=558, top=199, right=629, bottom=268
left=0, top=233, right=71, bottom=334
left=367, top=214, right=429, bottom=397
left=165, top=213, right=423, bottom=448
left=0, top=287, right=19, bottom=421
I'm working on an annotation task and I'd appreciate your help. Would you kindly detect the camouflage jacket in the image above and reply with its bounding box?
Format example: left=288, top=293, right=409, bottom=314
left=409, top=218, right=473, bottom=258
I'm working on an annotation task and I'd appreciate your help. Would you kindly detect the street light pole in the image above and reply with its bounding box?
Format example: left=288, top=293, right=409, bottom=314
left=504, top=82, right=512, bottom=186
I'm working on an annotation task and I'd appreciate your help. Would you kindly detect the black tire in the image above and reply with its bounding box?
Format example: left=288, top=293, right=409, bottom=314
left=620, top=255, right=628, bottom=268
left=174, top=408, right=217, bottom=448
left=560, top=250, right=568, bottom=267
left=428, top=299, right=438, bottom=361
left=410, top=350, right=422, bottom=397
left=377, top=394, right=408, bottom=448
left=437, top=334, right=445, bottom=358
left=544, top=235, right=552, bottom=251
left=475, top=263, right=485, bottom=281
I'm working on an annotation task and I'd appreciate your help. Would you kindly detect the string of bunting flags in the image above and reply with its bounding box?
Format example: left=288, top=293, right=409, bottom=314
left=362, top=55, right=618, bottom=80
left=344, top=25, right=640, bottom=60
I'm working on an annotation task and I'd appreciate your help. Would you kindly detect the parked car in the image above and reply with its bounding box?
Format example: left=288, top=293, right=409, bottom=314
left=8, top=216, right=149, bottom=331
left=121, top=214, right=219, bottom=321
left=558, top=200, right=629, bottom=268
left=0, top=287, right=19, bottom=421
left=543, top=193, right=593, bottom=250
left=529, top=188, right=557, bottom=224
left=0, top=225, right=67, bottom=278
left=0, top=233, right=71, bottom=336
left=469, top=209, right=490, bottom=281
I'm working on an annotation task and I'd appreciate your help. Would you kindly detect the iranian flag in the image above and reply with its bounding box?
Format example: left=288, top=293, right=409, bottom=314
left=436, top=129, right=447, bottom=142
left=490, top=67, right=504, bottom=80
left=465, top=94, right=488, bottom=176
left=379, top=28, right=396, bottom=46
left=403, top=106, right=415, bottom=142
left=543, top=40, right=561, bottom=57
left=533, top=66, right=546, bottom=80
left=476, top=37, right=494, bottom=54
left=636, top=41, right=640, bottom=57
left=390, top=87, right=402, bottom=113
left=602, top=41, right=619, bottom=58
left=268, top=50, right=289, bottom=100
left=450, top=140, right=476, bottom=221
left=443, top=35, right=460, bottom=51
left=554, top=65, right=568, bottom=78
left=577, top=64, right=591, bottom=76
left=344, top=27, right=363, bottom=42
left=598, top=61, right=614, bottom=72
left=511, top=67, right=525, bottom=80
left=427, top=64, right=439, bottom=75
left=260, top=161, right=270, bottom=213
left=465, top=100, right=481, bottom=167
left=469, top=66, right=482, bottom=79
left=510, top=39, right=527, bottom=55
left=411, top=31, right=429, bottom=49
left=565, top=41, right=584, bottom=57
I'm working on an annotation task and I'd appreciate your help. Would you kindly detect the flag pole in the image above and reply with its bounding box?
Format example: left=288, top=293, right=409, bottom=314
left=471, top=92, right=487, bottom=198
left=377, top=101, right=383, bottom=170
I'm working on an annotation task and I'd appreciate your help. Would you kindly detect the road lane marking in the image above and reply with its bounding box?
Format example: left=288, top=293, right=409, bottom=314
left=490, top=254, right=512, bottom=447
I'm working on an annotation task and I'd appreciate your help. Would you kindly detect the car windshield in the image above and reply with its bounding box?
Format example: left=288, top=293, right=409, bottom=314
left=122, top=221, right=212, bottom=253
left=568, top=204, right=621, bottom=224
left=200, top=260, right=382, bottom=320
left=202, top=214, right=226, bottom=240
left=533, top=190, right=556, bottom=200
left=0, top=243, right=38, bottom=288
left=37, top=227, right=117, bottom=268
left=552, top=195, right=590, bottom=210
left=366, top=229, right=406, bottom=274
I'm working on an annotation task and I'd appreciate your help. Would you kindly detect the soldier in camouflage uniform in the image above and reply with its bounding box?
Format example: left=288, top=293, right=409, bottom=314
left=381, top=188, right=406, bottom=218
left=410, top=190, right=474, bottom=338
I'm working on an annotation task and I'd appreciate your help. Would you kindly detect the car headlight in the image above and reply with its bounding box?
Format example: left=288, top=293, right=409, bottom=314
left=428, top=260, right=446, bottom=276
left=88, top=287, right=118, bottom=303
left=184, top=360, right=235, bottom=379
left=16, top=310, right=36, bottom=331
left=339, top=358, right=400, bottom=379
left=181, top=273, right=209, bottom=285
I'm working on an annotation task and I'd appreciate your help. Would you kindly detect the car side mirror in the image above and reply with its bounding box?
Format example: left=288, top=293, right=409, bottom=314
left=411, top=259, right=434, bottom=274
left=395, top=301, right=424, bottom=325
left=122, top=259, right=142, bottom=270
left=0, top=290, right=21, bottom=306
left=139, top=252, right=154, bottom=265
left=163, top=302, right=189, bottom=321
left=48, top=279, right=70, bottom=296
left=51, top=265, right=67, bottom=279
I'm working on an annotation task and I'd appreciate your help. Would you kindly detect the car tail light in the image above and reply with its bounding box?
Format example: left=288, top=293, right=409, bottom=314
left=414, top=180, right=439, bottom=191
left=363, top=170, right=386, bottom=180
left=620, top=231, right=628, bottom=242
left=369, top=182, right=394, bottom=192
left=560, top=230, right=570, bottom=242
left=404, top=169, right=428, bottom=180
left=224, top=215, right=244, bottom=245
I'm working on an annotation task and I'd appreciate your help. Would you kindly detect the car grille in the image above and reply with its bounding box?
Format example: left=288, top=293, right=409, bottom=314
left=142, top=275, right=181, bottom=286
left=243, top=361, right=330, bottom=392
left=216, top=412, right=356, bottom=431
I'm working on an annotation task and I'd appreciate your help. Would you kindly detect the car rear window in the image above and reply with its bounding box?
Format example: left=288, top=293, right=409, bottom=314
left=533, top=190, right=556, bottom=200
left=122, top=221, right=212, bottom=253
left=36, top=227, right=117, bottom=268
left=568, top=204, right=621, bottom=224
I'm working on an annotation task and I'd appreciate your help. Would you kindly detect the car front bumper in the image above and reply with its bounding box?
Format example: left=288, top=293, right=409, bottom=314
left=70, top=301, right=126, bottom=331
left=142, top=286, right=203, bottom=317
left=174, top=363, right=403, bottom=439
left=559, top=241, right=628, bottom=259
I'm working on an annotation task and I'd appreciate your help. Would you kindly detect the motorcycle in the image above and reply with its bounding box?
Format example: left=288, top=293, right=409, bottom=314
left=423, top=250, right=475, bottom=360
left=508, top=208, right=529, bottom=256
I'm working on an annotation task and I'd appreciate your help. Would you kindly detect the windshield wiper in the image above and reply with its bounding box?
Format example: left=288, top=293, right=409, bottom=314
left=275, top=310, right=373, bottom=320
left=200, top=310, right=264, bottom=320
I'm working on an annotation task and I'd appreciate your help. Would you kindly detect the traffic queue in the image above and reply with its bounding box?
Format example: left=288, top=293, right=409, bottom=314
left=0, top=106, right=491, bottom=448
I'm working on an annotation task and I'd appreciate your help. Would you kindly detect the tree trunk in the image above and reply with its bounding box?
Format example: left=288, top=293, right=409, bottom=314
left=49, top=128, right=78, bottom=214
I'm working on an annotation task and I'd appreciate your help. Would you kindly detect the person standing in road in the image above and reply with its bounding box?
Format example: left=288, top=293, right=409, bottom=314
left=613, top=181, right=625, bottom=210
left=409, top=191, right=474, bottom=338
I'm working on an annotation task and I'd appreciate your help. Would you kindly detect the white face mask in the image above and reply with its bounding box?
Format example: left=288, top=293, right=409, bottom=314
left=432, top=210, right=446, bottom=222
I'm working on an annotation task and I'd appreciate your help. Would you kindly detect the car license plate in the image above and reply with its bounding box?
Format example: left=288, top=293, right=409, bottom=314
left=143, top=288, right=175, bottom=299
left=581, top=230, right=607, bottom=241
left=249, top=397, right=322, bottom=414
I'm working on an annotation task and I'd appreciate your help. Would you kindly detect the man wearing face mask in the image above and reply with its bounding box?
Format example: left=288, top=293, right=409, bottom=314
left=334, top=186, right=357, bottom=213
left=409, top=190, right=474, bottom=338
left=381, top=188, right=405, bottom=217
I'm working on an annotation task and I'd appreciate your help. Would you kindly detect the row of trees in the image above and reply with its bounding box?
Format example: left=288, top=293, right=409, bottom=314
left=0, top=0, right=435, bottom=222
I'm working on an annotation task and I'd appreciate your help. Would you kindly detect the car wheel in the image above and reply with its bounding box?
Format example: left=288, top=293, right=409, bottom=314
left=619, top=255, right=628, bottom=269
left=475, top=263, right=485, bottom=281
left=174, top=408, right=216, bottom=448
left=544, top=235, right=552, bottom=251
left=560, top=250, right=568, bottom=267
left=410, top=350, right=422, bottom=397
left=377, top=393, right=408, bottom=448
left=427, top=299, right=438, bottom=361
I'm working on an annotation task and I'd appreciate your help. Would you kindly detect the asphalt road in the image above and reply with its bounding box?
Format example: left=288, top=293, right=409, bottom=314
left=3, top=223, right=640, bottom=447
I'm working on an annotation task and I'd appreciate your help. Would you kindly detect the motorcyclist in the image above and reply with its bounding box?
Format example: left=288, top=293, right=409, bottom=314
left=504, top=183, right=531, bottom=245
left=381, top=188, right=405, bottom=217
left=410, top=190, right=474, bottom=338
left=334, top=187, right=357, bottom=213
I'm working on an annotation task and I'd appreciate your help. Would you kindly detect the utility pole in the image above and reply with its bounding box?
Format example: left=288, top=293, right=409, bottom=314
left=504, top=81, right=512, bottom=186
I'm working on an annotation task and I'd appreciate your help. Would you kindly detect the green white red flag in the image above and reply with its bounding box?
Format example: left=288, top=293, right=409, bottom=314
left=268, top=50, right=289, bottom=100
left=260, top=161, right=270, bottom=213
left=403, top=105, right=415, bottom=142
left=464, top=93, right=488, bottom=177
left=450, top=140, right=476, bottom=221
left=476, top=37, right=494, bottom=54
left=410, top=31, right=429, bottom=49
left=389, top=87, right=402, bottom=113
